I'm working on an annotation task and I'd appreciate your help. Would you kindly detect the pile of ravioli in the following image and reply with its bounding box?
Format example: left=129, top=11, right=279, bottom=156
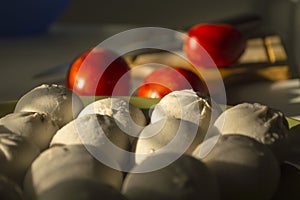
left=0, top=84, right=299, bottom=200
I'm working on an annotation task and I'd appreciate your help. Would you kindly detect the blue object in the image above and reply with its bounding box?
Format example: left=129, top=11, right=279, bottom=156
left=0, top=0, right=71, bottom=36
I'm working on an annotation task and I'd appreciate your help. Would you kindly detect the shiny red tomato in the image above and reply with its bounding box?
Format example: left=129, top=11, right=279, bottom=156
left=184, top=23, right=246, bottom=68
left=137, top=67, right=208, bottom=98
left=67, top=48, right=130, bottom=96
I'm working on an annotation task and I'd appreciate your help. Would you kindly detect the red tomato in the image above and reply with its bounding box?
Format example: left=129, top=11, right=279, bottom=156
left=137, top=67, right=208, bottom=98
left=184, top=23, right=246, bottom=68
left=67, top=48, right=130, bottom=96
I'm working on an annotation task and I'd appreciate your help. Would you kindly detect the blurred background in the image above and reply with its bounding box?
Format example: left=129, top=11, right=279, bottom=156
left=0, top=0, right=299, bottom=118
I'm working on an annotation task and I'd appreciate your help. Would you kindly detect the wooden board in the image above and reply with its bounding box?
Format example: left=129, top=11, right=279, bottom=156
left=126, top=35, right=290, bottom=85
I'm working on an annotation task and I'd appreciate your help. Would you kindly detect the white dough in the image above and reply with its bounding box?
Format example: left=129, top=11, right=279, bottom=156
left=78, top=97, right=147, bottom=139
left=14, top=84, right=84, bottom=128
left=214, top=102, right=289, bottom=160
left=36, top=178, right=127, bottom=200
left=201, top=134, right=280, bottom=200
left=23, top=145, right=123, bottom=200
left=50, top=114, right=131, bottom=168
left=0, top=112, right=59, bottom=150
left=134, top=118, right=205, bottom=165
left=151, top=89, right=222, bottom=134
left=0, top=133, right=40, bottom=184
left=0, top=175, right=24, bottom=200
left=122, top=153, right=220, bottom=200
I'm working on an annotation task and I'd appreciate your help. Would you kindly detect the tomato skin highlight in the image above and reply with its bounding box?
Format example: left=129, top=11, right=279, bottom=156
left=137, top=83, right=172, bottom=99
left=184, top=23, right=246, bottom=68
left=67, top=48, right=131, bottom=96
left=137, top=67, right=208, bottom=98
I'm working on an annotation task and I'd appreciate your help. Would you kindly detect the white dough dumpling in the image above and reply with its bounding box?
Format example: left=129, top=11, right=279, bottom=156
left=37, top=178, right=127, bottom=200
left=214, top=102, right=289, bottom=160
left=134, top=118, right=205, bottom=165
left=14, top=84, right=84, bottom=128
left=23, top=145, right=123, bottom=200
left=78, top=97, right=147, bottom=139
left=201, top=134, right=280, bottom=200
left=122, top=153, right=220, bottom=200
left=50, top=114, right=131, bottom=168
left=0, top=112, right=59, bottom=150
left=151, top=89, right=222, bottom=134
left=0, top=133, right=40, bottom=184
left=0, top=175, right=24, bottom=200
